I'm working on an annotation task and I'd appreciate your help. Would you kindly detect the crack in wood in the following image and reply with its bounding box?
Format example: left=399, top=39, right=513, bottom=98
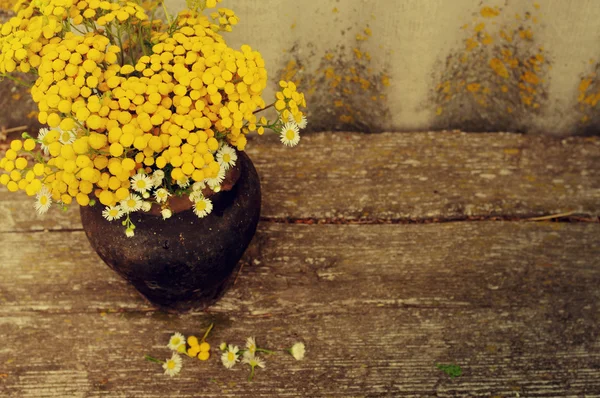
left=260, top=213, right=600, bottom=225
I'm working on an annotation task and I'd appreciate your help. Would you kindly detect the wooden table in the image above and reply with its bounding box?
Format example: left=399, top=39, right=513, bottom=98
left=1, top=132, right=599, bottom=397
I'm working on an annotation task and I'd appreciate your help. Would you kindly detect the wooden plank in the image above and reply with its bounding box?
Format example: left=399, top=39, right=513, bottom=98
left=2, top=131, right=600, bottom=232
left=1, top=222, right=600, bottom=395
left=2, top=222, right=599, bottom=313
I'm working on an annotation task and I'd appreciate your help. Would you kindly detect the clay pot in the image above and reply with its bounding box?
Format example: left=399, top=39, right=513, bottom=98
left=80, top=152, right=261, bottom=312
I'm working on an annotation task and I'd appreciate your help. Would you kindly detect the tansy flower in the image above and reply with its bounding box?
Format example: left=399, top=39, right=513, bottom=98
left=161, top=208, right=173, bottom=219
left=289, top=342, right=305, bottom=360
left=131, top=173, right=153, bottom=194
left=37, top=128, right=50, bottom=155
left=58, top=129, right=76, bottom=145
left=221, top=345, right=239, bottom=369
left=34, top=186, right=52, bottom=214
left=193, top=197, right=213, bottom=218
left=162, top=353, right=183, bottom=377
left=216, top=144, right=237, bottom=171
left=289, top=113, right=308, bottom=129
left=120, top=194, right=143, bottom=213
left=154, top=188, right=170, bottom=204
left=167, top=332, right=186, bottom=351
left=102, top=205, right=124, bottom=221
left=280, top=122, right=301, bottom=147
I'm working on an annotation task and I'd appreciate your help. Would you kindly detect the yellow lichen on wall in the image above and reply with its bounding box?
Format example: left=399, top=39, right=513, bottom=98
left=432, top=3, right=550, bottom=131
left=575, top=63, right=600, bottom=128
left=279, top=22, right=390, bottom=132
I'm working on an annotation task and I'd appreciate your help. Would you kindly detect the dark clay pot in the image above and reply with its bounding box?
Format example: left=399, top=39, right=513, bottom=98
left=80, top=152, right=261, bottom=313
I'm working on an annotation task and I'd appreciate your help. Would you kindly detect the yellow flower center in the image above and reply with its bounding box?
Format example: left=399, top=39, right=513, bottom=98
left=136, top=180, right=146, bottom=188
left=167, top=361, right=176, bottom=369
left=223, top=154, right=231, bottom=163
left=196, top=201, right=206, bottom=211
left=127, top=199, right=136, bottom=207
left=61, top=132, right=71, bottom=141
left=227, top=352, right=235, bottom=361
left=172, top=338, right=180, bottom=346
left=40, top=196, right=48, bottom=205
left=285, top=130, right=295, bottom=140
left=109, top=209, right=118, bottom=217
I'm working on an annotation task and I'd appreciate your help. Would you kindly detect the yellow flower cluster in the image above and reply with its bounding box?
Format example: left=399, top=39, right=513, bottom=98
left=0, top=0, right=307, bottom=229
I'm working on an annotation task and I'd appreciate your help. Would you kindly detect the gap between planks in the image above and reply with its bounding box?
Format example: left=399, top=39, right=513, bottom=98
left=1, top=212, right=598, bottom=235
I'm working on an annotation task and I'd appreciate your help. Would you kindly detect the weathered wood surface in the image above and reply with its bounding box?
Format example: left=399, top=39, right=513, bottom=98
left=1, top=131, right=600, bottom=396
left=1, top=131, right=600, bottom=233
left=2, top=222, right=600, bottom=396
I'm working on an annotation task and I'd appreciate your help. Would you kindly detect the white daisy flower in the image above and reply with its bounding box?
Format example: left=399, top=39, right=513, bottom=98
left=216, top=144, right=237, bottom=171
left=58, top=129, right=76, bottom=145
left=246, top=337, right=257, bottom=356
left=189, top=190, right=204, bottom=203
left=221, top=345, right=239, bottom=369
left=102, top=205, right=124, bottom=221
left=176, top=177, right=190, bottom=188
left=141, top=201, right=152, bottom=212
left=37, top=128, right=50, bottom=155
left=167, top=332, right=186, bottom=351
left=154, top=188, right=171, bottom=204
left=125, top=228, right=135, bottom=237
left=151, top=170, right=165, bottom=186
left=130, top=173, right=153, bottom=194
left=242, top=354, right=265, bottom=369
left=243, top=354, right=266, bottom=380
left=161, top=208, right=173, bottom=219
left=206, top=167, right=225, bottom=192
left=290, top=342, right=305, bottom=360
left=193, top=197, right=213, bottom=218
left=34, top=186, right=52, bottom=214
left=162, top=353, right=183, bottom=377
left=280, top=122, right=300, bottom=147
left=289, top=113, right=308, bottom=129
left=120, top=194, right=143, bottom=213
left=192, top=181, right=206, bottom=192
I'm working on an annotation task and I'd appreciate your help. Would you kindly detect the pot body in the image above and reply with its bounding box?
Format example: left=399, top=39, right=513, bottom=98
left=80, top=152, right=261, bottom=312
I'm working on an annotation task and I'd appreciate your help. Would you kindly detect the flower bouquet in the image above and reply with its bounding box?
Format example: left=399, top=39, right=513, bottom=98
left=0, top=0, right=307, bottom=311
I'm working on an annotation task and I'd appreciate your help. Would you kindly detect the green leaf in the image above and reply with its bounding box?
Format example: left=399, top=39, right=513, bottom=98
left=436, top=363, right=462, bottom=379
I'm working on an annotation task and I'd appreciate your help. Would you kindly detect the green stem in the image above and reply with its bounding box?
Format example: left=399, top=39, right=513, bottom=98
left=144, top=355, right=163, bottom=364
left=2, top=74, right=31, bottom=88
left=256, top=348, right=276, bottom=355
left=253, top=103, right=274, bottom=114
left=201, top=322, right=214, bottom=343
left=248, top=365, right=255, bottom=381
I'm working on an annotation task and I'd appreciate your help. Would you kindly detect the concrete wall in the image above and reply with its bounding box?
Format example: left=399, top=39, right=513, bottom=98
left=167, top=0, right=600, bottom=136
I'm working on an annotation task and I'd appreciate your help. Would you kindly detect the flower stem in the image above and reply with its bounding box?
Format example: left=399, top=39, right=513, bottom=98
left=256, top=348, right=276, bottom=355
left=144, top=355, right=163, bottom=364
left=253, top=103, right=274, bottom=114
left=248, top=365, right=255, bottom=381
left=201, top=322, right=214, bottom=343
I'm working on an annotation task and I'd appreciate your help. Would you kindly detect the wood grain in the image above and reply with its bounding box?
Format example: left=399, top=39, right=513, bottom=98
left=1, top=222, right=599, bottom=396
left=2, top=131, right=600, bottom=232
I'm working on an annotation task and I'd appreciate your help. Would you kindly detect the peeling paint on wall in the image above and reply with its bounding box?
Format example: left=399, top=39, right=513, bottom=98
left=278, top=20, right=390, bottom=133
left=431, top=3, right=551, bottom=133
